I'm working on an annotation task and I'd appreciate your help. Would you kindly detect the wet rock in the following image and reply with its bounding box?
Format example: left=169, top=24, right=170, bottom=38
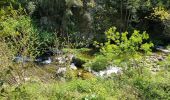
left=105, top=66, right=122, bottom=76
left=13, top=56, right=32, bottom=63
left=13, top=56, right=23, bottom=62
left=34, top=56, right=52, bottom=64
left=35, top=58, right=43, bottom=62
left=160, top=49, right=170, bottom=53
left=41, top=57, right=52, bottom=64
left=90, top=66, right=122, bottom=77
left=70, top=63, right=77, bottom=70
left=156, top=46, right=170, bottom=53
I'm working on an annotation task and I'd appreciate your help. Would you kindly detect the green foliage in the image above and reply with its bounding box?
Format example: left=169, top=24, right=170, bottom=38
left=151, top=7, right=170, bottom=20
left=2, top=66, right=169, bottom=100
left=98, top=27, right=153, bottom=56
left=0, top=0, right=25, bottom=19
left=92, top=0, right=170, bottom=43
left=159, top=54, right=170, bottom=72
left=0, top=0, right=170, bottom=100
left=90, top=27, right=153, bottom=72
left=0, top=16, right=57, bottom=57
left=0, top=16, right=26, bottom=37
left=84, top=55, right=111, bottom=71
left=0, top=41, right=14, bottom=85
left=0, top=78, right=138, bottom=99
left=133, top=74, right=170, bottom=99
left=92, top=0, right=141, bottom=36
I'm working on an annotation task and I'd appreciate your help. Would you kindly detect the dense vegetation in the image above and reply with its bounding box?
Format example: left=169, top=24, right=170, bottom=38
left=0, top=0, right=170, bottom=99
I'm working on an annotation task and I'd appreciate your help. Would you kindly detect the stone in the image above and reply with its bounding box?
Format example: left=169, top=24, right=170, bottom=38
left=57, top=67, right=67, bottom=74
left=91, top=66, right=122, bottom=77
left=35, top=58, right=43, bottom=62
left=106, top=66, right=122, bottom=76
left=41, top=57, right=52, bottom=64
left=156, top=47, right=170, bottom=53
left=13, top=56, right=32, bottom=63
left=56, top=67, right=67, bottom=77
left=67, top=54, right=75, bottom=61
left=70, top=63, right=77, bottom=70
left=56, top=57, right=66, bottom=64
left=157, top=56, right=164, bottom=61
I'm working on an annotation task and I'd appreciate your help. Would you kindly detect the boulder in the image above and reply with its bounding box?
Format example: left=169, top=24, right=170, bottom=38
left=90, top=66, right=122, bottom=77
left=70, top=63, right=77, bottom=70
left=56, top=67, right=67, bottom=78
left=156, top=46, right=170, bottom=53
left=41, top=57, right=52, bottom=64
left=13, top=56, right=32, bottom=63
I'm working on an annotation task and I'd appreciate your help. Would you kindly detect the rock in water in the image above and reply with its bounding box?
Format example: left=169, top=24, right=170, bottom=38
left=13, top=56, right=32, bottom=63
left=106, top=66, right=122, bottom=76
left=70, top=63, right=77, bottom=70
left=99, top=71, right=106, bottom=76
left=156, top=46, right=170, bottom=53
left=91, top=66, right=122, bottom=77
left=13, top=56, right=23, bottom=62
left=41, top=57, right=52, bottom=64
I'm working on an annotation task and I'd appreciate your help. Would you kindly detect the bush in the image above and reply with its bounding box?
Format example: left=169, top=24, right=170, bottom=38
left=1, top=16, right=57, bottom=57
left=97, top=27, right=154, bottom=55
left=90, top=27, right=153, bottom=72
left=84, top=55, right=111, bottom=71
left=153, top=7, right=170, bottom=41
left=1, top=78, right=138, bottom=99
left=133, top=76, right=170, bottom=99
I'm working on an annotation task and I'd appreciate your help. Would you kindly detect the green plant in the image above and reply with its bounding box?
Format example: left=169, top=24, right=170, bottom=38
left=97, top=27, right=153, bottom=55
left=0, top=15, right=58, bottom=86
left=1, top=16, right=57, bottom=57
left=84, top=55, right=111, bottom=71
left=133, top=75, right=170, bottom=100
left=93, top=27, right=153, bottom=73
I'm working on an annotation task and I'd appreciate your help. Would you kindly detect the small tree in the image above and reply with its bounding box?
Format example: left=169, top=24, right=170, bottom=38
left=95, top=27, right=154, bottom=75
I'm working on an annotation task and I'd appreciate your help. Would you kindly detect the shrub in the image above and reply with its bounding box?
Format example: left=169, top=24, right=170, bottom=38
left=97, top=27, right=154, bottom=56
left=84, top=55, right=111, bottom=71
left=90, top=27, right=153, bottom=72
left=1, top=16, right=57, bottom=57
left=133, top=76, right=170, bottom=99
left=1, top=78, right=137, bottom=99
